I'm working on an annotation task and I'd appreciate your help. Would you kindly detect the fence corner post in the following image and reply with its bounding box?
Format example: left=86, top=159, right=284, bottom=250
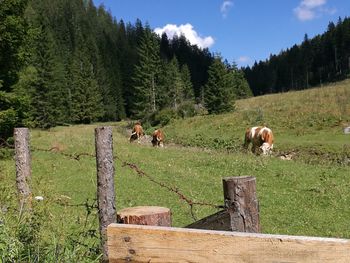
left=223, top=176, right=260, bottom=233
left=14, top=127, right=32, bottom=210
left=95, top=126, right=116, bottom=262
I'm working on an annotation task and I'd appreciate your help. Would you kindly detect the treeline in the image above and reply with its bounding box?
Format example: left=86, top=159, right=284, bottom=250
left=0, top=0, right=251, bottom=140
left=244, top=17, right=350, bottom=95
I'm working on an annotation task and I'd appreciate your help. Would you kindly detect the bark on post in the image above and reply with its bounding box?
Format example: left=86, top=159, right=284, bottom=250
left=14, top=128, right=32, bottom=209
left=223, top=176, right=260, bottom=233
left=95, top=126, right=116, bottom=262
left=117, top=206, right=171, bottom=227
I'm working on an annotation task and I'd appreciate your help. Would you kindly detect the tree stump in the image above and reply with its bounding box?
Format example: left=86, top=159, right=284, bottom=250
left=117, top=206, right=171, bottom=227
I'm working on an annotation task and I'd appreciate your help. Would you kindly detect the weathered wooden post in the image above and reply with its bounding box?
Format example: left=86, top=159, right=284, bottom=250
left=223, top=176, right=260, bottom=233
left=95, top=126, right=116, bottom=262
left=186, top=176, right=260, bottom=232
left=14, top=128, right=32, bottom=209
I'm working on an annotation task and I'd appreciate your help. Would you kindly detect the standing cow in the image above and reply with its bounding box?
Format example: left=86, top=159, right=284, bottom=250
left=129, top=122, right=144, bottom=143
left=151, top=129, right=165, bottom=147
left=244, top=126, right=274, bottom=155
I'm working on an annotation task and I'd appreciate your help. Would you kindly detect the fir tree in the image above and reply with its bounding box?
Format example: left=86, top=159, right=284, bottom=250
left=180, top=64, right=194, bottom=101
left=70, top=49, right=103, bottom=124
left=131, top=25, right=161, bottom=118
left=204, top=56, right=235, bottom=114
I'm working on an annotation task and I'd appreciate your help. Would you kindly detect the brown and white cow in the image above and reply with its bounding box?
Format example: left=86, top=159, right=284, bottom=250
left=244, top=126, right=274, bottom=155
left=129, top=122, right=144, bottom=143
left=151, top=129, right=165, bottom=147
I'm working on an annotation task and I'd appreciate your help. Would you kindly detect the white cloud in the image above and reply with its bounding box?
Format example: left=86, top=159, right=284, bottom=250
left=294, top=6, right=316, bottom=21
left=237, top=56, right=251, bottom=63
left=300, top=0, right=326, bottom=9
left=236, top=56, right=252, bottom=67
left=220, top=1, right=234, bottom=18
left=154, top=23, right=214, bottom=49
left=294, top=0, right=336, bottom=21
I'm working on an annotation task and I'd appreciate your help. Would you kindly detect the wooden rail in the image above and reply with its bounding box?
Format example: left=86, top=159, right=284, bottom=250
left=107, top=223, right=350, bottom=263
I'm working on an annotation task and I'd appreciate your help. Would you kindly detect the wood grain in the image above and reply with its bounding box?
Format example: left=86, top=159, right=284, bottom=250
left=107, top=223, right=350, bottom=263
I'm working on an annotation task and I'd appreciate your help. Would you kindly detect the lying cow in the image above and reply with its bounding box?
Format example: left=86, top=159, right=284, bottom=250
left=244, top=126, right=274, bottom=155
left=151, top=129, right=165, bottom=147
left=129, top=122, right=144, bottom=143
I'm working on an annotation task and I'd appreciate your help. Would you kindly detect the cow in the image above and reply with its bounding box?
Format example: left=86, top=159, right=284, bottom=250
left=129, top=122, right=144, bottom=143
left=151, top=129, right=165, bottom=147
left=244, top=126, right=274, bottom=155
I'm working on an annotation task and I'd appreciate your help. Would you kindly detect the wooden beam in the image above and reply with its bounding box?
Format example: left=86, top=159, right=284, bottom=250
left=107, top=223, right=350, bottom=263
left=185, top=210, right=231, bottom=231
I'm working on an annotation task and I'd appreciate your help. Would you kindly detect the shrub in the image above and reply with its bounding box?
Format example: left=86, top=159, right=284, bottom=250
left=0, top=91, right=33, bottom=141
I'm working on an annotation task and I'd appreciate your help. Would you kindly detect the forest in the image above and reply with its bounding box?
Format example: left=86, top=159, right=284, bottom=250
left=0, top=0, right=251, bottom=141
left=244, top=17, right=350, bottom=95
left=2, top=0, right=350, bottom=142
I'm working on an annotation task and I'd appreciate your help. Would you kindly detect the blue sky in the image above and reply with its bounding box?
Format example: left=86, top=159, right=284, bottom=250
left=92, top=0, right=350, bottom=67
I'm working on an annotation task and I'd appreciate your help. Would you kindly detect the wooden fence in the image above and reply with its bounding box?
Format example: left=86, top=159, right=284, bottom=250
left=107, top=224, right=350, bottom=263
left=14, top=127, right=350, bottom=262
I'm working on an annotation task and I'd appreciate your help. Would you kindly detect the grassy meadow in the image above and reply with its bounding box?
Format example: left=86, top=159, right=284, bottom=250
left=1, top=80, right=349, bottom=261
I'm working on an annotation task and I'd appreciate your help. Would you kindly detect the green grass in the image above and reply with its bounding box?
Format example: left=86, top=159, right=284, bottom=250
left=1, top=80, right=350, bottom=261
left=164, top=79, right=350, bottom=164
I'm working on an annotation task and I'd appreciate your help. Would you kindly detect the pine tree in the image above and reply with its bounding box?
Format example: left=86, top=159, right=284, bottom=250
left=180, top=64, right=194, bottom=101
left=70, top=49, right=103, bottom=124
left=0, top=0, right=28, bottom=91
left=131, top=25, right=161, bottom=118
left=229, top=62, right=252, bottom=99
left=167, top=56, right=184, bottom=109
left=204, top=56, right=235, bottom=114
left=16, top=19, right=68, bottom=128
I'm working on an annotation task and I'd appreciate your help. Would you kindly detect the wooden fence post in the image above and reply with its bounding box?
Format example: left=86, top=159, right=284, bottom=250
left=223, top=176, right=260, bottom=233
left=95, top=126, right=116, bottom=262
left=14, top=128, right=32, bottom=209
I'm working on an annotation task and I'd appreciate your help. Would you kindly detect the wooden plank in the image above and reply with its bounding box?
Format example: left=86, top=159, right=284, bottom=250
left=107, top=223, right=350, bottom=263
left=185, top=210, right=231, bottom=231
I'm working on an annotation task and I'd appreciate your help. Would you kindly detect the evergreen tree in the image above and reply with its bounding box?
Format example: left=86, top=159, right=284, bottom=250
left=204, top=56, right=235, bottom=114
left=229, top=62, right=252, bottom=99
left=131, top=25, right=161, bottom=118
left=16, top=18, right=68, bottom=128
left=0, top=0, right=28, bottom=91
left=70, top=49, right=103, bottom=124
left=180, top=64, right=194, bottom=101
left=167, top=56, right=184, bottom=109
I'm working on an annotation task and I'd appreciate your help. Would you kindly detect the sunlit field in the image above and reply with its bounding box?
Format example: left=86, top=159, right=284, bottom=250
left=1, top=80, right=349, bottom=261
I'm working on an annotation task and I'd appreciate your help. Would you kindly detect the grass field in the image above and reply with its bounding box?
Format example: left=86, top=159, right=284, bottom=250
left=1, top=80, right=349, bottom=261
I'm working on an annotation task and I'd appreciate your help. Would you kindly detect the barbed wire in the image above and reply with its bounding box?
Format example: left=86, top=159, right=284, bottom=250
left=32, top=146, right=95, bottom=160
left=0, top=138, right=14, bottom=148
left=28, top=146, right=223, bottom=221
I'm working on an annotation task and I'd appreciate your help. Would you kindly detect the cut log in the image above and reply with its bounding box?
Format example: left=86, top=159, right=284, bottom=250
left=117, top=206, right=171, bottom=227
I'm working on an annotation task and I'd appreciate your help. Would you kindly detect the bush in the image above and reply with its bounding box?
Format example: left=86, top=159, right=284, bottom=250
left=0, top=91, right=32, bottom=141
left=141, top=108, right=178, bottom=127
left=177, top=101, right=197, bottom=118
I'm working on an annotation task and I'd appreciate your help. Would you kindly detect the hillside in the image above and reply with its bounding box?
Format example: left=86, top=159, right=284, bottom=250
left=0, top=80, right=349, bottom=260
left=164, top=79, right=350, bottom=164
left=244, top=17, right=350, bottom=95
